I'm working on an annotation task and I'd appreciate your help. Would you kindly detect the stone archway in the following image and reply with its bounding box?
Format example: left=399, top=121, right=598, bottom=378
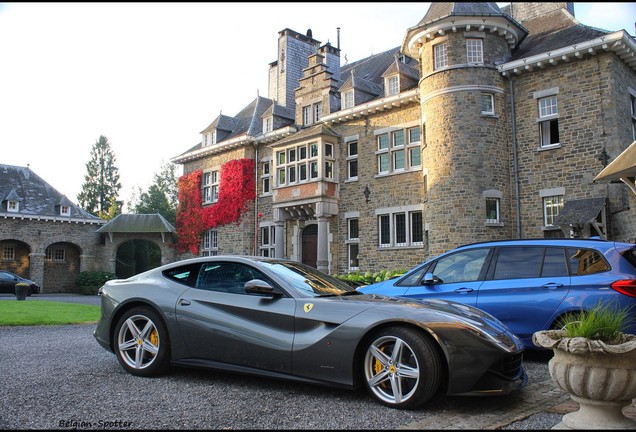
left=43, top=242, right=81, bottom=293
left=116, top=239, right=162, bottom=279
left=0, top=239, right=31, bottom=277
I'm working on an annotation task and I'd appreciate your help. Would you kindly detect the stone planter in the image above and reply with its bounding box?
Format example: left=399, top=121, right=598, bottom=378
left=533, top=329, right=636, bottom=429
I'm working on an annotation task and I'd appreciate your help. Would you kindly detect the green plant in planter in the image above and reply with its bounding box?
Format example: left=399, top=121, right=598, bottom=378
left=556, top=301, right=632, bottom=342
left=533, top=301, right=636, bottom=429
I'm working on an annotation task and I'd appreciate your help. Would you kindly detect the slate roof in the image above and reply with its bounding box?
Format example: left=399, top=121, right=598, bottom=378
left=509, top=7, right=609, bottom=60
left=96, top=213, right=175, bottom=233
left=554, top=197, right=607, bottom=226
left=0, top=164, right=101, bottom=222
left=418, top=2, right=505, bottom=26
left=176, top=96, right=275, bottom=159
left=340, top=46, right=419, bottom=89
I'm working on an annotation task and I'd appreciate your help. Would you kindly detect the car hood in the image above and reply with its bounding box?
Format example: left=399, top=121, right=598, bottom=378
left=339, top=292, right=513, bottom=336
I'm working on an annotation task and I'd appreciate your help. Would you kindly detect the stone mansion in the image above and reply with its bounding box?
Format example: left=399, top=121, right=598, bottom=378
left=171, top=2, right=636, bottom=276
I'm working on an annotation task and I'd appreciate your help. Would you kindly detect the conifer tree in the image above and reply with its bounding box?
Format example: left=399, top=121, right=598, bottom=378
left=77, top=135, right=122, bottom=216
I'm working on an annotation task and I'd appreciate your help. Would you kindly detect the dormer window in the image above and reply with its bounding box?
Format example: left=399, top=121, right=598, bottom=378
left=60, top=205, right=70, bottom=216
left=7, top=200, right=18, bottom=212
left=263, top=117, right=273, bottom=133
left=387, top=75, right=399, bottom=96
left=343, top=90, right=354, bottom=109
left=203, top=131, right=216, bottom=147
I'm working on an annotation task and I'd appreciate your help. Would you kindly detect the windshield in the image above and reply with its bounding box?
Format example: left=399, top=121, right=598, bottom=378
left=259, top=260, right=354, bottom=297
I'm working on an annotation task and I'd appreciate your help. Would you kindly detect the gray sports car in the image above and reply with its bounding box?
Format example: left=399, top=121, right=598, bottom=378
left=94, top=256, right=527, bottom=409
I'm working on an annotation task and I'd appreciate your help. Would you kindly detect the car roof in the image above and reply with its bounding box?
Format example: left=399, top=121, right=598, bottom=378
left=454, top=238, right=628, bottom=250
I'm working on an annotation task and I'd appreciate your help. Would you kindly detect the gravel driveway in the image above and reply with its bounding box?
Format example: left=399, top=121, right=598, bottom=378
left=0, top=295, right=558, bottom=429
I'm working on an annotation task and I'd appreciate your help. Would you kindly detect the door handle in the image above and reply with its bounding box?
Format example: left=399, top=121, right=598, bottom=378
left=454, top=287, right=474, bottom=294
left=179, top=299, right=191, bottom=306
left=541, top=283, right=564, bottom=289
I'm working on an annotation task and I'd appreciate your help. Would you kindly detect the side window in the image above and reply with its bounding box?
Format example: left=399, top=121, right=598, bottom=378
left=568, top=248, right=611, bottom=276
left=196, top=262, right=271, bottom=294
left=431, top=248, right=491, bottom=284
left=396, top=263, right=432, bottom=286
left=493, top=247, right=544, bottom=279
left=541, top=247, right=569, bottom=277
left=163, top=263, right=202, bottom=287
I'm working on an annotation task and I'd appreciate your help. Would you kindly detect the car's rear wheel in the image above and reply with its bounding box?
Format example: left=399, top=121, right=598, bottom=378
left=113, top=307, right=171, bottom=377
left=363, top=327, right=442, bottom=409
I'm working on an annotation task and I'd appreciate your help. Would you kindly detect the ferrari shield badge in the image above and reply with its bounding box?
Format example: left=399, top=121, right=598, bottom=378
left=303, top=303, right=314, bottom=313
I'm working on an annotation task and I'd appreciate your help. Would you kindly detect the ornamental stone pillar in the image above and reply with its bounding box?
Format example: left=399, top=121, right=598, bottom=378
left=316, top=216, right=329, bottom=273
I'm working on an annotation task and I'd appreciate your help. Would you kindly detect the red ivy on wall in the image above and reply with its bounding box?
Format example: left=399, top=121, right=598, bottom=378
left=176, top=159, right=256, bottom=254
left=176, top=170, right=205, bottom=254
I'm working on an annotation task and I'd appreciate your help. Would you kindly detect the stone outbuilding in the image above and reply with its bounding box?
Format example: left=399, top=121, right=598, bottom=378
left=0, top=164, right=178, bottom=292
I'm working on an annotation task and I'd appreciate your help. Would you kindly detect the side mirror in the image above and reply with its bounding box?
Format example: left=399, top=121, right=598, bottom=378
left=244, top=279, right=283, bottom=297
left=423, top=273, right=442, bottom=284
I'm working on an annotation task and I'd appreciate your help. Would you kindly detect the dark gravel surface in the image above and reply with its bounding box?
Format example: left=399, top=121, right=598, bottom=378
left=0, top=294, right=560, bottom=430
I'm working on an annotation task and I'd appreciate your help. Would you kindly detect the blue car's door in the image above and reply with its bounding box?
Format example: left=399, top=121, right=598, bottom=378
left=475, top=246, right=571, bottom=345
left=402, top=247, right=493, bottom=306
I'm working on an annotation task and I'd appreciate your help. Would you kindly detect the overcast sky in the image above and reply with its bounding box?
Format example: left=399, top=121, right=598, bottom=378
left=0, top=2, right=634, bottom=210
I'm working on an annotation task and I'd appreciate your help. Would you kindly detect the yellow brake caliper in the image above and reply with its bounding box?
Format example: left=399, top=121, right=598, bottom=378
left=149, top=329, right=159, bottom=349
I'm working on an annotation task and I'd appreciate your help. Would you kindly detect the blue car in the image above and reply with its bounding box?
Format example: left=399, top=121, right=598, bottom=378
left=358, top=238, right=636, bottom=349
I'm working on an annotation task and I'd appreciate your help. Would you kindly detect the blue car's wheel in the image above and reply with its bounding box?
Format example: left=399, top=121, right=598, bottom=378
left=113, top=307, right=171, bottom=377
left=363, top=327, right=442, bottom=409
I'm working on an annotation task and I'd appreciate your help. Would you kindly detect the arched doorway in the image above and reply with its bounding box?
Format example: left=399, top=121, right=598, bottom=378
left=43, top=242, right=80, bottom=292
left=116, top=240, right=161, bottom=279
left=0, top=239, right=31, bottom=277
left=301, top=224, right=318, bottom=268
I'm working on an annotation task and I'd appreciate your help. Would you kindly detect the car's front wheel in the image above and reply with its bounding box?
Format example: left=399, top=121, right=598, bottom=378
left=363, top=327, right=442, bottom=409
left=113, top=307, right=171, bottom=377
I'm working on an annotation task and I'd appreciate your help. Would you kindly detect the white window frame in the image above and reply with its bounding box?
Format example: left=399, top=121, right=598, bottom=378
left=313, top=102, right=322, bottom=123
left=407, top=126, right=421, bottom=168
left=387, top=75, right=399, bottom=96
left=343, top=90, right=354, bottom=109
left=535, top=90, right=560, bottom=148
left=302, top=106, right=311, bottom=126
left=543, top=195, right=564, bottom=226
left=259, top=223, right=276, bottom=257
left=2, top=244, right=16, bottom=261
left=347, top=217, right=360, bottom=271
left=263, top=117, right=273, bottom=133
left=434, top=43, right=447, bottom=70
left=275, top=141, right=327, bottom=187
left=7, top=200, right=18, bottom=212
left=376, top=125, right=421, bottom=175
left=377, top=206, right=424, bottom=249
left=201, top=230, right=218, bottom=256
left=486, top=197, right=500, bottom=223
left=261, top=160, right=271, bottom=195
left=481, top=93, right=494, bottom=115
left=45, top=247, right=66, bottom=262
left=202, top=170, right=219, bottom=204
left=466, top=38, right=483, bottom=64
left=346, top=140, right=358, bottom=180
left=60, top=205, right=70, bottom=216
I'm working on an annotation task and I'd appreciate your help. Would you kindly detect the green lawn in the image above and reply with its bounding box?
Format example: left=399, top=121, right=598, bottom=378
left=0, top=301, right=101, bottom=326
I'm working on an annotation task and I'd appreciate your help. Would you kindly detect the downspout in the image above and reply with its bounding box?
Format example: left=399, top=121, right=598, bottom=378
left=508, top=74, right=522, bottom=238
left=253, top=144, right=259, bottom=255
